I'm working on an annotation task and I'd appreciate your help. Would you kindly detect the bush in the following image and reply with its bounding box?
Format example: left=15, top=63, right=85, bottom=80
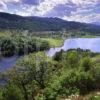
left=0, top=37, right=15, bottom=57
left=80, top=57, right=93, bottom=71
left=0, top=36, right=50, bottom=57
left=2, top=84, right=23, bottom=100
left=90, top=95, right=100, bottom=100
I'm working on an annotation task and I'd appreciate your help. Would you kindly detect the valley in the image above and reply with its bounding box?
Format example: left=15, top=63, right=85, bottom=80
left=0, top=12, right=100, bottom=100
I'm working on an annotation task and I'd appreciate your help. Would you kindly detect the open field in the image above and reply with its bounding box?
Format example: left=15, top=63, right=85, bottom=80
left=40, top=38, right=64, bottom=47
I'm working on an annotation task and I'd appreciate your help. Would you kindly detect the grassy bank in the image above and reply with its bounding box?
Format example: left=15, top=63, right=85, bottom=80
left=81, top=35, right=99, bottom=38
left=43, top=38, right=64, bottom=47
left=36, top=37, right=64, bottom=47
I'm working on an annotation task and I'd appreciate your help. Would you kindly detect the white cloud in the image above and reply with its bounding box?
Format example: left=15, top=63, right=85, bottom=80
left=29, top=0, right=70, bottom=16
left=0, top=0, right=99, bottom=23
left=0, top=0, right=20, bottom=2
left=63, top=13, right=100, bottom=23
left=0, top=1, right=7, bottom=11
left=72, top=0, right=99, bottom=6
left=29, top=0, right=99, bottom=16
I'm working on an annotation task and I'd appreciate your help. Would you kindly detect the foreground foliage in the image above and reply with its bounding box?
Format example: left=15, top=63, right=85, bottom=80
left=0, top=49, right=100, bottom=100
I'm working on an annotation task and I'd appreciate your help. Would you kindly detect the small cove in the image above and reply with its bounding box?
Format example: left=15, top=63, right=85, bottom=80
left=0, top=38, right=100, bottom=71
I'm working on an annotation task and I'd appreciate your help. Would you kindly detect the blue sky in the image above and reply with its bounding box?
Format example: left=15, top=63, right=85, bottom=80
left=0, top=0, right=100, bottom=23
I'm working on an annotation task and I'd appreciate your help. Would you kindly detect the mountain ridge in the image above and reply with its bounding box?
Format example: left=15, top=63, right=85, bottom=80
left=0, top=12, right=100, bottom=34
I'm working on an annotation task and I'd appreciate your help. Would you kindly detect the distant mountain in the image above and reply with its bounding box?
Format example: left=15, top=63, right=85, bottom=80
left=92, top=22, right=100, bottom=26
left=0, top=12, right=100, bottom=34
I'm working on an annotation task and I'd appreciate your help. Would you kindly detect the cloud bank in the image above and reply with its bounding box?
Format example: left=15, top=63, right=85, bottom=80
left=0, top=0, right=100, bottom=23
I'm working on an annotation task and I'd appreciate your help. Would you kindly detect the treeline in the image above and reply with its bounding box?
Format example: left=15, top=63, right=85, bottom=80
left=0, top=35, right=50, bottom=57
left=0, top=12, right=100, bottom=34
left=0, top=49, right=100, bottom=100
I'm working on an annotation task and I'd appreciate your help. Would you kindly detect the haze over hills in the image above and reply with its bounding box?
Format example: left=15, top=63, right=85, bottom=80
left=0, top=12, right=100, bottom=34
left=92, top=22, right=100, bottom=26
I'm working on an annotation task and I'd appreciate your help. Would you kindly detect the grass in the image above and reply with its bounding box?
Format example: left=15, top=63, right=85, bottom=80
left=42, top=38, right=64, bottom=47
left=81, top=35, right=99, bottom=38
left=36, top=37, right=64, bottom=47
left=0, top=32, right=64, bottom=47
left=92, top=55, right=100, bottom=62
left=0, top=32, right=12, bottom=38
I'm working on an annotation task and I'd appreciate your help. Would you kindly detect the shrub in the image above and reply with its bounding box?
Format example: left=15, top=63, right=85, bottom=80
left=2, top=84, right=23, bottom=100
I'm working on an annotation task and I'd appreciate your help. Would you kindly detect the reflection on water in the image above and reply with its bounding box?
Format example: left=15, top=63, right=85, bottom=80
left=46, top=38, right=100, bottom=57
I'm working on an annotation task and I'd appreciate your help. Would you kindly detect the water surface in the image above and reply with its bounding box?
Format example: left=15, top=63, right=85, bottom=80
left=0, top=56, right=18, bottom=72
left=0, top=38, right=100, bottom=71
left=46, top=38, right=100, bottom=57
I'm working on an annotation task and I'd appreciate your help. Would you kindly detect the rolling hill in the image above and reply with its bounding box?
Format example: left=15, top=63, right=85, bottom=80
left=0, top=12, right=100, bottom=34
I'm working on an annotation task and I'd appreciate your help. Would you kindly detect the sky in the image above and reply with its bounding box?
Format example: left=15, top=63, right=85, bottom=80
left=0, top=0, right=100, bottom=23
